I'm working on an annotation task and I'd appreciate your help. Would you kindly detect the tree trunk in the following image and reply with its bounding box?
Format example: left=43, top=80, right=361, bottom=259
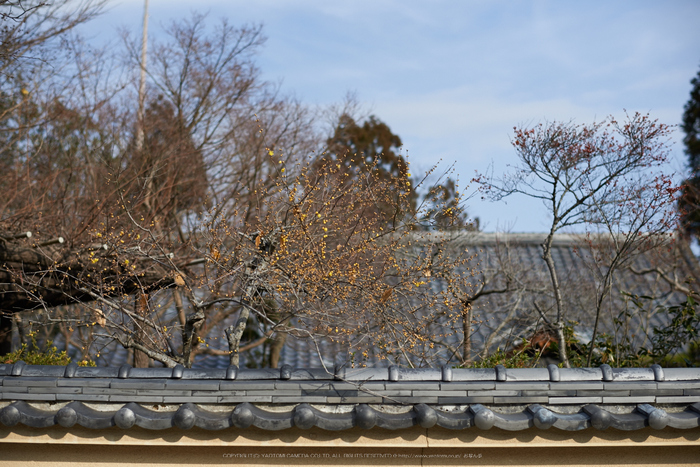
left=269, top=328, right=288, bottom=368
left=0, top=313, right=13, bottom=355
left=541, top=234, right=570, bottom=368
left=225, top=308, right=249, bottom=367
left=462, top=301, right=472, bottom=365
left=133, top=292, right=150, bottom=368
left=586, top=271, right=615, bottom=366
left=182, top=309, right=204, bottom=367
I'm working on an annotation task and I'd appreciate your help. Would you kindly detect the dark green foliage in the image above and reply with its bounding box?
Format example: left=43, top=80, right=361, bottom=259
left=472, top=291, right=700, bottom=368
left=467, top=346, right=541, bottom=369
left=681, top=66, right=700, bottom=239
left=325, top=114, right=407, bottom=181
left=421, top=177, right=478, bottom=230
left=683, top=68, right=700, bottom=171
left=320, top=114, right=416, bottom=224
left=321, top=114, right=478, bottom=231
left=628, top=292, right=700, bottom=367
left=126, top=96, right=208, bottom=226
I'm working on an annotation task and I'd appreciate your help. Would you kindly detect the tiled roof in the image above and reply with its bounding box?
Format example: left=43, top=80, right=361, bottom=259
left=2, top=362, right=700, bottom=432
left=201, top=232, right=700, bottom=368
left=430, top=232, right=700, bottom=355
left=45, top=232, right=698, bottom=369
left=200, top=232, right=700, bottom=368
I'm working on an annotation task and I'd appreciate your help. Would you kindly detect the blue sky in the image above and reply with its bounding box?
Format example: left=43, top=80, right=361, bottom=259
left=85, top=0, right=700, bottom=232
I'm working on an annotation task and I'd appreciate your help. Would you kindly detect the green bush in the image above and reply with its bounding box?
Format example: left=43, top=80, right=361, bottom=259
left=1, top=333, right=95, bottom=366
left=470, top=291, right=700, bottom=369
left=467, top=347, right=536, bottom=368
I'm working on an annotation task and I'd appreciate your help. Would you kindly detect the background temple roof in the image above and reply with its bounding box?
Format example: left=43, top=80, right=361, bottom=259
left=20, top=232, right=697, bottom=369
left=87, top=232, right=698, bottom=369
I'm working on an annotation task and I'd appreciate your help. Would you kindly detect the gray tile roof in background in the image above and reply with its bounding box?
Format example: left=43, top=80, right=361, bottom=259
left=241, top=232, right=700, bottom=368
left=36, top=232, right=700, bottom=369
left=436, top=232, right=700, bottom=354
left=2, top=362, right=700, bottom=432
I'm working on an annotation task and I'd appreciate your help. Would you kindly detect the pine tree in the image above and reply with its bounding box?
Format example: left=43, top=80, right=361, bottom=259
left=680, top=66, right=700, bottom=240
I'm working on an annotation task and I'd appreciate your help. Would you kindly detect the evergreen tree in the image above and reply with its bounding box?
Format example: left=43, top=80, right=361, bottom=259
left=319, top=114, right=416, bottom=225
left=680, top=66, right=700, bottom=239
left=421, top=177, right=478, bottom=231
left=325, top=114, right=408, bottom=182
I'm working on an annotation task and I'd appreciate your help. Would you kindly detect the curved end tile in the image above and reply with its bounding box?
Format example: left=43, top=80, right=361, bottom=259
left=231, top=403, right=255, bottom=429
left=414, top=404, right=437, bottom=428
left=495, top=365, right=506, bottom=382
left=118, top=364, right=132, bottom=379
left=10, top=361, right=25, bottom=376
left=0, top=404, right=21, bottom=427
left=64, top=362, right=78, bottom=378
left=174, top=404, right=196, bottom=430
left=225, top=365, right=238, bottom=380
left=471, top=404, right=495, bottom=430
left=293, top=404, right=317, bottom=429
left=529, top=405, right=555, bottom=430
left=547, top=364, right=560, bottom=382
left=172, top=364, right=185, bottom=380
left=441, top=365, right=453, bottom=382
left=56, top=406, right=77, bottom=428
left=280, top=365, right=293, bottom=380
left=355, top=404, right=377, bottom=429
left=637, top=404, right=669, bottom=430
left=584, top=405, right=612, bottom=430
left=114, top=407, right=136, bottom=429
left=648, top=408, right=669, bottom=430
left=388, top=365, right=399, bottom=382
left=651, top=364, right=665, bottom=382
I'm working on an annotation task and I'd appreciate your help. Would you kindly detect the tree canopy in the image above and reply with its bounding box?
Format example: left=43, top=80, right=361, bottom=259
left=482, top=113, right=679, bottom=367
left=680, top=65, right=700, bottom=239
left=0, top=4, right=475, bottom=368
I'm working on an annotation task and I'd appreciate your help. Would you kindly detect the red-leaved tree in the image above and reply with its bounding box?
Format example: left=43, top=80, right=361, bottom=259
left=481, top=112, right=680, bottom=367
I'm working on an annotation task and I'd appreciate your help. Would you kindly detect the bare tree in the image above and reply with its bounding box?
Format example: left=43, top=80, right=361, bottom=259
left=183, top=153, right=477, bottom=368
left=0, top=0, right=116, bottom=353
left=2, top=10, right=478, bottom=369
left=0, top=0, right=107, bottom=77
left=481, top=113, right=678, bottom=367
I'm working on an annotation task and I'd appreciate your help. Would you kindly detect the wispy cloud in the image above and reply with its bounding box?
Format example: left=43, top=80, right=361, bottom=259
left=87, top=0, right=700, bottom=231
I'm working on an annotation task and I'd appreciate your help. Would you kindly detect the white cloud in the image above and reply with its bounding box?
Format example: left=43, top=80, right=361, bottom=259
left=85, top=0, right=700, bottom=232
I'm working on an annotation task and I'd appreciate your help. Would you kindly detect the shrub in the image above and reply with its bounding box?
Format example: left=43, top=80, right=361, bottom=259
left=2, top=333, right=95, bottom=366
